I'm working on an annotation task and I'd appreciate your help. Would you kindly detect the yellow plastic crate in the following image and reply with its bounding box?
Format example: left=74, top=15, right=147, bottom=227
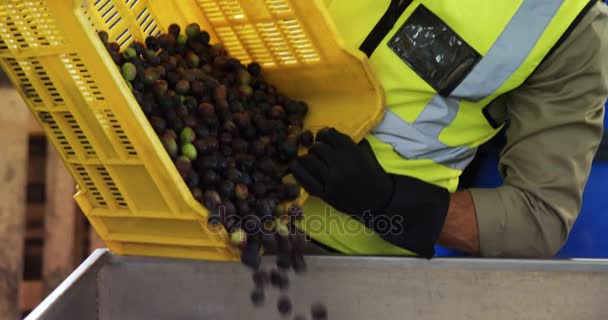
left=0, top=0, right=384, bottom=261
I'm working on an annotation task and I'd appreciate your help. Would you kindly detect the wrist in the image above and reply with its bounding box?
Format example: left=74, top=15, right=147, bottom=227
left=437, top=191, right=480, bottom=254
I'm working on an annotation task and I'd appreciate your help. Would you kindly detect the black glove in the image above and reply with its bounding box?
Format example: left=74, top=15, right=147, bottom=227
left=289, top=128, right=450, bottom=258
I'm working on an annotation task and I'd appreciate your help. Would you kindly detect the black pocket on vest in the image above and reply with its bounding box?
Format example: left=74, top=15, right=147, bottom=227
left=388, top=4, right=481, bottom=97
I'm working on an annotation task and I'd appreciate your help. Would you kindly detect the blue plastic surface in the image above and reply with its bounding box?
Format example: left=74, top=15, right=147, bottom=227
left=436, top=99, right=608, bottom=258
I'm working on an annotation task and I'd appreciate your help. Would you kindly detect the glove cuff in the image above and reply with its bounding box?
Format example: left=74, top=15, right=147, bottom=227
left=371, top=174, right=450, bottom=258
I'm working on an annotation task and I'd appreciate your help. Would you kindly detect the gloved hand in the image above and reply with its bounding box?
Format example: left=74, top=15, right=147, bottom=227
left=289, top=128, right=450, bottom=258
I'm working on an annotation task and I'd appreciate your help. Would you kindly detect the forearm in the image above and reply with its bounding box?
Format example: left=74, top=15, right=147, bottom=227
left=437, top=191, right=480, bottom=254
left=436, top=187, right=567, bottom=258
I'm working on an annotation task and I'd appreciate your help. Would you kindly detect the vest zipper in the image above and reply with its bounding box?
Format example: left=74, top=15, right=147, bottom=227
left=359, top=0, right=413, bottom=57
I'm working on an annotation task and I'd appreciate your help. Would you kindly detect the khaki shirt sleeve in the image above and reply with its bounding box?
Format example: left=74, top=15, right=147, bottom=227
left=469, top=1, right=608, bottom=258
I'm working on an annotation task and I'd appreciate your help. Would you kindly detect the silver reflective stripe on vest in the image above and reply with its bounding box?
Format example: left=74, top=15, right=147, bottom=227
left=372, top=0, right=566, bottom=170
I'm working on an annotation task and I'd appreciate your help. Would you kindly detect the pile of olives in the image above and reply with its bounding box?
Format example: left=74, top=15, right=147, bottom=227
left=100, top=22, right=327, bottom=320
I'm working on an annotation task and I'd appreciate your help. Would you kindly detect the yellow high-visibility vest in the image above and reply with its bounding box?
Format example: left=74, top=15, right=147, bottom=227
left=298, top=0, right=595, bottom=255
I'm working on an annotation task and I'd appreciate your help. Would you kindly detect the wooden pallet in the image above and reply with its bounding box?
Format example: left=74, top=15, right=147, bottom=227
left=0, top=87, right=106, bottom=319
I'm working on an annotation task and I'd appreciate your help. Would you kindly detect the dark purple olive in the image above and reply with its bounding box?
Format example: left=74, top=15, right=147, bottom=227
left=202, top=169, right=220, bottom=187
left=169, top=117, right=185, bottom=133
left=236, top=199, right=251, bottom=216
left=191, top=187, right=204, bottom=203
left=157, top=34, right=175, bottom=51
left=256, top=102, right=271, bottom=114
left=198, top=102, right=216, bottom=118
left=184, top=114, right=198, bottom=128
left=299, top=130, right=314, bottom=147
left=260, top=232, right=277, bottom=251
left=197, top=30, right=211, bottom=45
left=281, top=183, right=301, bottom=201
left=216, top=153, right=229, bottom=172
left=241, top=239, right=261, bottom=270
left=219, top=180, right=235, bottom=199
left=247, top=62, right=262, bottom=76
left=223, top=120, right=238, bottom=134
left=251, top=171, right=265, bottom=184
left=233, top=111, right=251, bottom=128
left=221, top=144, right=233, bottom=157
left=229, top=101, right=245, bottom=113
left=149, top=116, right=166, bottom=135
left=231, top=138, right=248, bottom=154
left=291, top=250, right=306, bottom=274
left=290, top=230, right=308, bottom=252
left=204, top=115, right=219, bottom=131
left=252, top=139, right=267, bottom=157
left=270, top=269, right=289, bottom=290
left=257, top=157, right=276, bottom=176
left=285, top=100, right=299, bottom=115
left=168, top=23, right=181, bottom=37
left=288, top=115, right=304, bottom=127
left=276, top=230, right=290, bottom=254
left=185, top=171, right=200, bottom=188
left=250, top=287, right=265, bottom=307
left=166, top=71, right=180, bottom=87
left=241, top=173, right=253, bottom=186
left=174, top=156, right=192, bottom=178
left=253, top=90, right=266, bottom=103
left=214, top=84, right=227, bottom=102
left=276, top=253, right=291, bottom=270
left=241, top=215, right=261, bottom=235
left=194, top=139, right=210, bottom=156
left=195, top=126, right=210, bottom=140
left=277, top=295, right=292, bottom=316
left=203, top=190, right=222, bottom=213
left=270, top=105, right=286, bottom=119
left=257, top=203, right=274, bottom=223
left=311, top=303, right=328, bottom=320
left=145, top=36, right=159, bottom=51
left=175, top=79, right=191, bottom=94
left=161, top=136, right=178, bottom=159
left=175, top=104, right=188, bottom=119
left=220, top=132, right=232, bottom=145
left=191, top=80, right=206, bottom=98
left=153, top=79, right=168, bottom=96
left=253, top=269, right=269, bottom=288
left=195, top=154, right=217, bottom=172
left=225, top=167, right=243, bottom=182
left=253, top=182, right=268, bottom=197
left=98, top=30, right=109, bottom=44
left=280, top=140, right=298, bottom=161
left=183, top=96, right=198, bottom=111
left=106, top=42, right=120, bottom=53
left=297, top=101, right=309, bottom=116
left=225, top=157, right=237, bottom=170
left=241, top=125, right=256, bottom=139
left=237, top=154, right=256, bottom=173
